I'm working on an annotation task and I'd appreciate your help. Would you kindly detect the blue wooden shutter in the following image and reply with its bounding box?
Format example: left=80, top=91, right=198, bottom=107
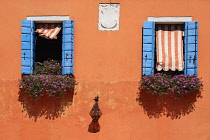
left=62, top=20, right=74, bottom=75
left=21, top=20, right=35, bottom=74
left=184, top=21, right=198, bottom=76
left=142, top=21, right=155, bottom=75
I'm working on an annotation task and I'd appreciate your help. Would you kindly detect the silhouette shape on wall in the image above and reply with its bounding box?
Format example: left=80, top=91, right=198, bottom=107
left=136, top=89, right=202, bottom=119
left=18, top=88, right=74, bottom=122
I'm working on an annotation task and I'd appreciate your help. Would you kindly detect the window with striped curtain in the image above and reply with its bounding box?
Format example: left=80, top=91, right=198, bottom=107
left=155, top=24, right=184, bottom=74
left=35, top=23, right=62, bottom=39
left=142, top=21, right=198, bottom=76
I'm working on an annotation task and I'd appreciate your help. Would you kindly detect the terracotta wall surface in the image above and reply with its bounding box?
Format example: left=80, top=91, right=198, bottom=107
left=0, top=0, right=210, bottom=140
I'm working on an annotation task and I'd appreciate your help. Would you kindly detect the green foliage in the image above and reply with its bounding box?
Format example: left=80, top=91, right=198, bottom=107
left=34, top=60, right=62, bottom=75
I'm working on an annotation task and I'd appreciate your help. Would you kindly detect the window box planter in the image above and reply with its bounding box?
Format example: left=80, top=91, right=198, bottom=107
left=139, top=73, right=203, bottom=97
left=19, top=60, right=76, bottom=99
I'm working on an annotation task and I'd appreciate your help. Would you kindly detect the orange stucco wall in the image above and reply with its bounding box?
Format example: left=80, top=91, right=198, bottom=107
left=1, top=0, right=210, bottom=140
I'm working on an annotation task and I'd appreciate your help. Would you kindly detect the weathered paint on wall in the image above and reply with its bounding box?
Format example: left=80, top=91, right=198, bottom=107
left=1, top=0, right=210, bottom=140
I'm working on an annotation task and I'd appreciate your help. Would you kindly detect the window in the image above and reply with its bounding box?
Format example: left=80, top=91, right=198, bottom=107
left=35, top=23, right=62, bottom=63
left=21, top=19, right=74, bottom=75
left=142, top=18, right=198, bottom=76
left=155, top=24, right=184, bottom=76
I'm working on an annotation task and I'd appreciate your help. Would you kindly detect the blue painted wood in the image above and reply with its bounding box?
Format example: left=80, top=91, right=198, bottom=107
left=63, top=20, right=74, bottom=28
left=63, top=34, right=73, bottom=42
left=186, top=59, right=198, bottom=68
left=22, top=34, right=31, bottom=42
left=22, top=50, right=31, bottom=58
left=142, top=60, right=152, bottom=68
left=186, top=69, right=198, bottom=76
left=63, top=42, right=73, bottom=51
left=142, top=21, right=155, bottom=75
left=22, top=20, right=32, bottom=27
left=184, top=21, right=198, bottom=76
left=21, top=58, right=31, bottom=66
left=143, top=21, right=154, bottom=28
left=142, top=44, right=153, bottom=52
left=186, top=52, right=197, bottom=60
left=62, top=20, right=74, bottom=75
left=63, top=58, right=73, bottom=67
left=64, top=28, right=74, bottom=34
left=21, top=20, right=35, bottom=74
left=143, top=68, right=155, bottom=75
left=22, top=67, right=32, bottom=74
left=143, top=36, right=153, bottom=44
left=22, top=42, right=31, bottom=50
left=186, top=44, right=197, bottom=52
left=22, top=27, right=33, bottom=34
left=143, top=52, right=153, bottom=60
left=62, top=67, right=73, bottom=74
left=143, top=29, right=154, bottom=35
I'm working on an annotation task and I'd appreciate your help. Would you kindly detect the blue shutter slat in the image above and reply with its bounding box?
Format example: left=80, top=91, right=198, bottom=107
left=63, top=59, right=73, bottom=67
left=22, top=27, right=33, bottom=34
left=188, top=29, right=198, bottom=36
left=143, top=36, right=154, bottom=44
left=63, top=20, right=74, bottom=27
left=187, top=22, right=197, bottom=29
left=186, top=69, right=198, bottom=76
left=21, top=20, right=35, bottom=74
left=22, top=67, right=32, bottom=74
left=143, top=29, right=154, bottom=35
left=22, top=50, right=31, bottom=58
left=143, top=21, right=154, bottom=28
left=22, top=42, right=31, bottom=49
left=142, top=52, right=153, bottom=60
left=184, top=21, right=198, bottom=76
left=63, top=42, right=73, bottom=50
left=143, top=44, right=153, bottom=51
left=62, top=20, right=74, bottom=75
left=63, top=67, right=73, bottom=74
left=187, top=36, right=198, bottom=44
left=186, top=44, right=197, bottom=52
left=21, top=58, right=31, bottom=66
left=22, top=34, right=31, bottom=42
left=186, top=52, right=197, bottom=59
left=142, top=60, right=152, bottom=68
left=22, top=20, right=32, bottom=27
left=143, top=68, right=155, bottom=75
left=186, top=60, right=198, bottom=68
left=64, top=50, right=73, bottom=58
left=63, top=35, right=73, bottom=42
left=142, top=21, right=155, bottom=75
left=64, top=28, right=74, bottom=34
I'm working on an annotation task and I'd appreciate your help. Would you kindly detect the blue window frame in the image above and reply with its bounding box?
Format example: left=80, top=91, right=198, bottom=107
left=142, top=21, right=198, bottom=76
left=21, top=20, right=74, bottom=75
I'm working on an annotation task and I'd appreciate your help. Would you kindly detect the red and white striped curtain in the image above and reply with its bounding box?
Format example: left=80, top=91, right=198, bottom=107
left=35, top=23, right=61, bottom=39
left=156, top=24, right=184, bottom=71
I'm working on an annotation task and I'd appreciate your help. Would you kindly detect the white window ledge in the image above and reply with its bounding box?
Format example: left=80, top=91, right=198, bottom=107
left=27, top=16, right=70, bottom=23
left=148, top=17, right=192, bottom=24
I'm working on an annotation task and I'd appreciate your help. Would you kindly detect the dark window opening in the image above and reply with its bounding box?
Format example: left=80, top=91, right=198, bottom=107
left=35, top=23, right=62, bottom=64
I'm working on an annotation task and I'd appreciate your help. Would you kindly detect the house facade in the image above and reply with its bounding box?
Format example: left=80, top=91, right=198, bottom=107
left=0, top=0, right=210, bottom=139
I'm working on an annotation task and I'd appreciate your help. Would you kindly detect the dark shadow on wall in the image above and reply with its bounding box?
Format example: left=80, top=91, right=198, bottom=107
left=18, top=89, right=74, bottom=122
left=136, top=89, right=202, bottom=120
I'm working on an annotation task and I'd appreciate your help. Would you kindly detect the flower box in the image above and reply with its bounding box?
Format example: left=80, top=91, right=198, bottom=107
left=19, top=60, right=76, bottom=99
left=139, top=73, right=203, bottom=97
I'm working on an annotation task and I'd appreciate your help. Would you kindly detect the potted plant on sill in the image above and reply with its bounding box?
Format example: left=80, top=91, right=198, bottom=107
left=19, top=60, right=76, bottom=99
left=139, top=73, right=203, bottom=97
